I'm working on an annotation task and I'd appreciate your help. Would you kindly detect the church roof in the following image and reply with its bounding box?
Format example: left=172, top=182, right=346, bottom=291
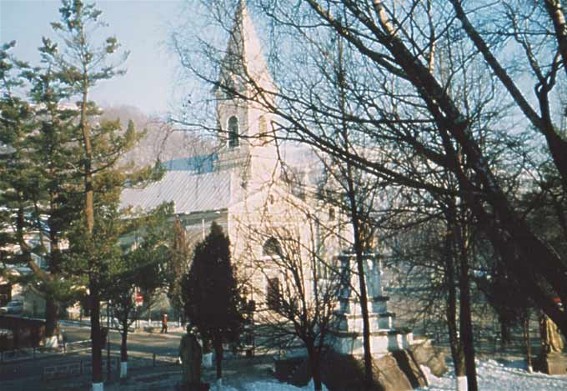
left=162, top=154, right=218, bottom=173
left=120, top=170, right=231, bottom=214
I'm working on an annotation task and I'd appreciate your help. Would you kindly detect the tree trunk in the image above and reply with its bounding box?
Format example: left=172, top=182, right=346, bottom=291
left=214, top=337, right=223, bottom=380
left=306, top=343, right=323, bottom=391
left=523, top=312, right=533, bottom=372
left=90, top=282, right=103, bottom=388
left=458, top=253, right=478, bottom=391
left=445, top=240, right=466, bottom=390
left=544, top=0, right=567, bottom=78
left=499, top=317, right=511, bottom=349
left=120, top=324, right=129, bottom=379
left=346, top=175, right=373, bottom=389
left=45, top=297, right=59, bottom=339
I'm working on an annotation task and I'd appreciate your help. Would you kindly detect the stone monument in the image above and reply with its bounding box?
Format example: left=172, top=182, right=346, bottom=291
left=537, top=314, right=567, bottom=375
left=330, top=252, right=413, bottom=356
left=327, top=252, right=445, bottom=390
left=178, top=326, right=206, bottom=390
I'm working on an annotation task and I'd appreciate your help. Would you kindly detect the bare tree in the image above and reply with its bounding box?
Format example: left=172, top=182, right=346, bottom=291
left=244, top=206, right=342, bottom=391
left=174, top=0, right=567, bottom=338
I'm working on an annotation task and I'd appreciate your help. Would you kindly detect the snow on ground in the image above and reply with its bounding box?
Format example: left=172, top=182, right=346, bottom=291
left=208, top=359, right=566, bottom=391
left=208, top=380, right=328, bottom=391
left=420, top=359, right=567, bottom=391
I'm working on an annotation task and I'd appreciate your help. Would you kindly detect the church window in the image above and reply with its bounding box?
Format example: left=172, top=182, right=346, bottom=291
left=266, top=277, right=281, bottom=311
left=228, top=116, right=239, bottom=148
left=263, top=237, right=282, bottom=257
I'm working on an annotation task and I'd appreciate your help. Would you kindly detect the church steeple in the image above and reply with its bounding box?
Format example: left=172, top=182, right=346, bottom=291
left=216, top=0, right=280, bottom=192
left=218, top=0, right=275, bottom=101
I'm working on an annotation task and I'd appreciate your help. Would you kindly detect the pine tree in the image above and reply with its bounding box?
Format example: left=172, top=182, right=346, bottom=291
left=40, top=1, right=133, bottom=387
left=1, top=38, right=82, bottom=347
left=0, top=42, right=52, bottom=299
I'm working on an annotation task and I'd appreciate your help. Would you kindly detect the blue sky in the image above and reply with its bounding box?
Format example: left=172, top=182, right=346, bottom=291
left=0, top=0, right=185, bottom=115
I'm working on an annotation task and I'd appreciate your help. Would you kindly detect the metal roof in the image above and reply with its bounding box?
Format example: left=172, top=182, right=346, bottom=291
left=162, top=154, right=218, bottom=173
left=120, top=170, right=231, bottom=214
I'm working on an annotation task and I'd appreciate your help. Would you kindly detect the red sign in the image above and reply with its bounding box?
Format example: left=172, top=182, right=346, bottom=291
left=135, top=289, right=143, bottom=306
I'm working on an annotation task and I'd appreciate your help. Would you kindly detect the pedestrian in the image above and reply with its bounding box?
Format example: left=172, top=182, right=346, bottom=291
left=161, top=313, right=168, bottom=333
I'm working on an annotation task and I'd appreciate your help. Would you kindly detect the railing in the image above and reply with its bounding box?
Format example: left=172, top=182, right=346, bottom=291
left=1, top=346, right=54, bottom=363
left=62, top=339, right=91, bottom=353
left=0, top=339, right=92, bottom=364
left=41, top=352, right=179, bottom=381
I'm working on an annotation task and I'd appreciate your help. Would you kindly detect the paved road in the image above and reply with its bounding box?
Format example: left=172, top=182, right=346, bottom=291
left=61, top=323, right=184, bottom=356
left=0, top=324, right=184, bottom=383
left=1, top=324, right=275, bottom=391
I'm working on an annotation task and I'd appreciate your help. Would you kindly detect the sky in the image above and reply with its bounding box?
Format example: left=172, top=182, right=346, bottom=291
left=0, top=0, right=186, bottom=116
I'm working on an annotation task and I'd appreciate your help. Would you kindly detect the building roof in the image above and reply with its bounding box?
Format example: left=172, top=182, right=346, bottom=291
left=120, top=170, right=231, bottom=214
left=162, top=154, right=218, bottom=173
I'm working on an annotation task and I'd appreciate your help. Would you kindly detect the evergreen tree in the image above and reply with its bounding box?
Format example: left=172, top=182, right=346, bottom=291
left=166, top=217, right=191, bottom=324
left=27, top=38, right=83, bottom=345
left=0, top=42, right=39, bottom=295
left=182, top=221, right=243, bottom=381
left=39, top=1, right=133, bottom=387
left=1, top=39, right=83, bottom=347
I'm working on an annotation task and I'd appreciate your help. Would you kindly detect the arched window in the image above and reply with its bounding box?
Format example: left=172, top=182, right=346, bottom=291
left=228, top=116, right=239, bottom=148
left=263, top=237, right=282, bottom=257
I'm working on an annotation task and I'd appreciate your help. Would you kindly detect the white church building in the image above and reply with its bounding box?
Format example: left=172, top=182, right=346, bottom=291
left=120, top=1, right=411, bottom=359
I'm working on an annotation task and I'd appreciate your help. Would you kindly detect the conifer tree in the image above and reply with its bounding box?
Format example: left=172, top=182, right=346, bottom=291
left=1, top=38, right=82, bottom=348
left=182, top=222, right=244, bottom=381
left=27, top=38, right=83, bottom=345
left=40, top=1, right=133, bottom=388
left=0, top=42, right=39, bottom=285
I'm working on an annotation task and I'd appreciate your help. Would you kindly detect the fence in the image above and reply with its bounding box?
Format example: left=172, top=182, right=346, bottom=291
left=41, top=352, right=178, bottom=381
left=0, top=338, right=91, bottom=364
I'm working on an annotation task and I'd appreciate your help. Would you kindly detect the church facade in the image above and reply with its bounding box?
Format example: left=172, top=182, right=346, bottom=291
left=121, top=3, right=342, bottom=314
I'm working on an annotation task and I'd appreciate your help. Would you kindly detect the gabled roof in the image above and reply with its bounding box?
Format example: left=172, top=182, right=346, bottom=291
left=120, top=171, right=231, bottom=214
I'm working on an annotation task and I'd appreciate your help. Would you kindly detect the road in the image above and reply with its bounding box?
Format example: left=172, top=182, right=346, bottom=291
left=0, top=324, right=183, bottom=383
left=61, top=323, right=183, bottom=356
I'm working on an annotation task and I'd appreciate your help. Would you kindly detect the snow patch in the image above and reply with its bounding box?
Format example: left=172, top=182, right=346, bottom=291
left=209, top=379, right=328, bottom=391
left=419, top=359, right=567, bottom=391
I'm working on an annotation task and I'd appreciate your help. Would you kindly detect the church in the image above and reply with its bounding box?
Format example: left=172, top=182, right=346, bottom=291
left=120, top=1, right=419, bottom=366
left=120, top=2, right=342, bottom=315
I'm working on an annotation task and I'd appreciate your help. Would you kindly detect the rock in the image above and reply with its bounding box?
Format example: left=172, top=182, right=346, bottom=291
left=409, top=339, right=447, bottom=377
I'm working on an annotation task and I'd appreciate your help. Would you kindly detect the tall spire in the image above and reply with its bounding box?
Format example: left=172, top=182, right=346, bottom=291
left=219, top=0, right=275, bottom=97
